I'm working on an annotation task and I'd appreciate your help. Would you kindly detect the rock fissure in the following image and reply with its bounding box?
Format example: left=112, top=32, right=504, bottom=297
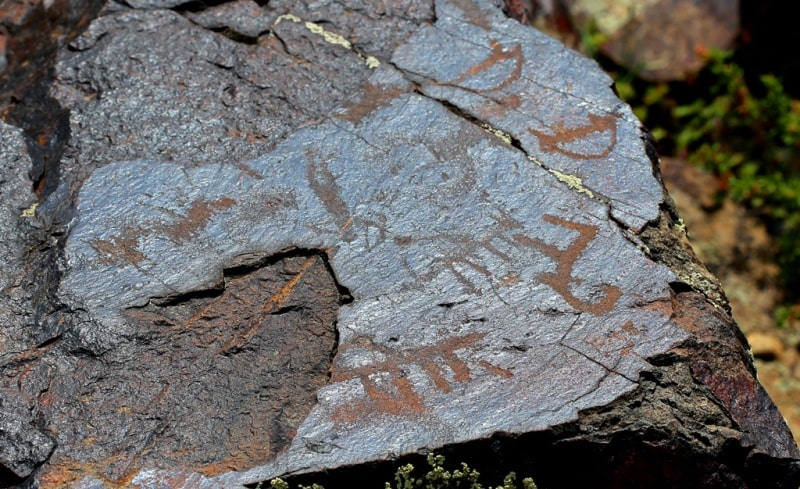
left=560, top=343, right=637, bottom=384
left=407, top=82, right=612, bottom=207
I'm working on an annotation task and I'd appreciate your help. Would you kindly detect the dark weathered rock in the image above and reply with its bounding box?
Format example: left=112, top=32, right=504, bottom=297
left=0, top=122, right=58, bottom=483
left=0, top=0, right=104, bottom=111
left=183, top=0, right=277, bottom=40
left=0, top=0, right=798, bottom=488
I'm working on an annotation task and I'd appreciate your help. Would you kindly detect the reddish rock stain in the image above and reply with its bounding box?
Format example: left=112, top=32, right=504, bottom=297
left=164, top=196, right=236, bottom=242
left=528, top=112, right=618, bottom=160
left=514, top=215, right=622, bottom=314
left=331, top=332, right=511, bottom=422
left=89, top=234, right=146, bottom=267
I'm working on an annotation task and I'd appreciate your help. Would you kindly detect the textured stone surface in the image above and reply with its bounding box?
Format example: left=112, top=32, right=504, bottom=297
left=0, top=122, right=56, bottom=481
left=61, top=79, right=683, bottom=484
left=0, top=0, right=798, bottom=487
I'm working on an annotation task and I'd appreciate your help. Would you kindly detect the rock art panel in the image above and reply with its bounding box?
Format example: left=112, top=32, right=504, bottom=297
left=59, top=62, right=685, bottom=485
left=4, top=0, right=795, bottom=487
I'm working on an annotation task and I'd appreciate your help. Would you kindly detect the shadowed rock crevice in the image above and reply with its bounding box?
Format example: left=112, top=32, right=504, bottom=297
left=0, top=0, right=103, bottom=204
left=0, top=0, right=100, bottom=357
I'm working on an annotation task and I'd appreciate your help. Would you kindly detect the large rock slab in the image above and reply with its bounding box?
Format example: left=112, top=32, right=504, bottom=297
left=0, top=0, right=798, bottom=487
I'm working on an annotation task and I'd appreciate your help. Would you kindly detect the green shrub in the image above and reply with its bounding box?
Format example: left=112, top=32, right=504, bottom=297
left=600, top=47, right=800, bottom=305
left=263, top=453, right=538, bottom=489
left=670, top=49, right=800, bottom=297
left=386, top=454, right=536, bottom=489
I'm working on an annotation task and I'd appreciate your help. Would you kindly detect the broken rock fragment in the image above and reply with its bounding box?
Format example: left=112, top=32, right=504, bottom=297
left=0, top=0, right=798, bottom=488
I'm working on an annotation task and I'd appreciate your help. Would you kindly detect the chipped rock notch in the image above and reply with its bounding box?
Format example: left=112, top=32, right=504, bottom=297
left=1, top=0, right=799, bottom=488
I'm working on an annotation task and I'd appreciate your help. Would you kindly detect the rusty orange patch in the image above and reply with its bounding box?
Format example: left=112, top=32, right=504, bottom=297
left=164, top=197, right=236, bottom=242
left=89, top=234, right=146, bottom=267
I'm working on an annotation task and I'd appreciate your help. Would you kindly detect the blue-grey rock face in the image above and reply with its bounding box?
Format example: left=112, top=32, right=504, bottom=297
left=55, top=1, right=688, bottom=485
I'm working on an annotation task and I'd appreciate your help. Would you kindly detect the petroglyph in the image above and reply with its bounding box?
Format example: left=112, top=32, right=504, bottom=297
left=62, top=86, right=684, bottom=480
left=88, top=234, right=146, bottom=267
left=450, top=40, right=524, bottom=93
left=514, top=215, right=622, bottom=314
left=162, top=197, right=237, bottom=243
left=82, top=195, right=237, bottom=269
left=330, top=332, right=512, bottom=422
left=306, top=151, right=355, bottom=243
left=391, top=0, right=664, bottom=229
left=527, top=113, right=619, bottom=160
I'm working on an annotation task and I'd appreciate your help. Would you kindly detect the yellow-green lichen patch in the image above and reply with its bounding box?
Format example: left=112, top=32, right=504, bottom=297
left=274, top=13, right=302, bottom=25
left=20, top=202, right=37, bottom=218
left=548, top=168, right=594, bottom=199
left=304, top=21, right=352, bottom=50
left=364, top=56, right=381, bottom=69
left=273, top=14, right=380, bottom=69
left=526, top=155, right=595, bottom=199
left=480, top=123, right=513, bottom=145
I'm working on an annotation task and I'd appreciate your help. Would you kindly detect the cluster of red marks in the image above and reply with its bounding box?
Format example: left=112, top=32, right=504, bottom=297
left=161, top=197, right=236, bottom=243
left=444, top=38, right=523, bottom=111
left=87, top=196, right=236, bottom=267
left=89, top=233, right=145, bottom=267
left=453, top=40, right=524, bottom=94
left=306, top=151, right=355, bottom=242
left=384, top=203, right=619, bottom=314
left=443, top=32, right=619, bottom=160
left=515, top=214, right=622, bottom=315
left=338, top=83, right=406, bottom=126
left=528, top=112, right=618, bottom=160
left=392, top=205, right=525, bottom=296
left=38, top=458, right=142, bottom=489
left=330, top=332, right=512, bottom=423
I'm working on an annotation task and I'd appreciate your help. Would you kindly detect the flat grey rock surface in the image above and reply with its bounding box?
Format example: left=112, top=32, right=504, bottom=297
left=1, top=0, right=798, bottom=487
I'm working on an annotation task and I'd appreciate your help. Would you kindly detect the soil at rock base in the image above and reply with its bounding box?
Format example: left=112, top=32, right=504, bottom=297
left=661, top=157, right=800, bottom=445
